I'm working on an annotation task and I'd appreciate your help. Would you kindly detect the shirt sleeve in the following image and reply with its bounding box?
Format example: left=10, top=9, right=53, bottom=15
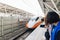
left=55, top=31, right=60, bottom=40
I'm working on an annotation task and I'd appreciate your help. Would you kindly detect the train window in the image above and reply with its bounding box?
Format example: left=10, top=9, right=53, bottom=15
left=35, top=17, right=39, bottom=21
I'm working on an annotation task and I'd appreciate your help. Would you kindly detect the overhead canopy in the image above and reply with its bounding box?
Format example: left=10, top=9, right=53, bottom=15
left=0, top=0, right=44, bottom=17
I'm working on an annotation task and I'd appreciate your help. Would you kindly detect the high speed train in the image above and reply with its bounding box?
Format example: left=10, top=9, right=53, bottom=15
left=26, top=16, right=44, bottom=29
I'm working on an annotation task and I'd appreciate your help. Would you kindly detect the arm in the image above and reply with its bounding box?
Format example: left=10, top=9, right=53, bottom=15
left=55, top=31, right=60, bottom=40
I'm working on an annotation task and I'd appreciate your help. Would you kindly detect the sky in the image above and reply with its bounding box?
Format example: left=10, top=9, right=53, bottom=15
left=0, top=0, right=44, bottom=17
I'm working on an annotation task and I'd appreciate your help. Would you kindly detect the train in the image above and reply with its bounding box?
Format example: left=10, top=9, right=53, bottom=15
left=26, top=16, right=44, bottom=29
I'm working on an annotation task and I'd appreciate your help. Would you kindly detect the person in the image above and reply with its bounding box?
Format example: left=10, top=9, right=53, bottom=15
left=45, top=11, right=60, bottom=40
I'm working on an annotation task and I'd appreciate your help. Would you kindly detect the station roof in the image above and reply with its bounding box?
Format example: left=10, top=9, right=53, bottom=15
left=0, top=3, right=34, bottom=17
left=0, top=0, right=44, bottom=17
